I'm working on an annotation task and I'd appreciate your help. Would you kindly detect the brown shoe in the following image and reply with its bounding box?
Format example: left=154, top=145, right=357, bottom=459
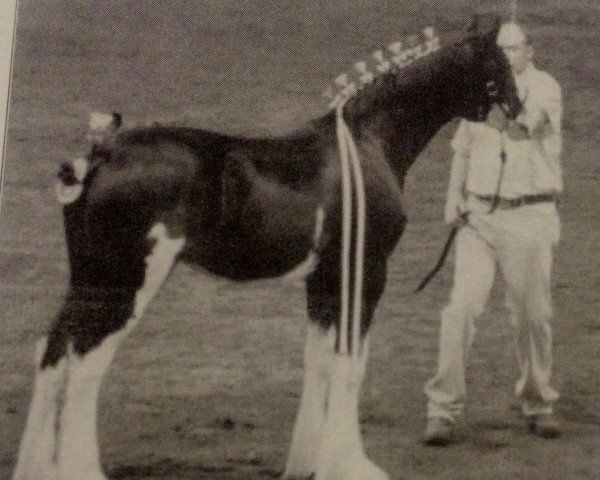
left=526, top=413, right=562, bottom=438
left=424, top=417, right=454, bottom=446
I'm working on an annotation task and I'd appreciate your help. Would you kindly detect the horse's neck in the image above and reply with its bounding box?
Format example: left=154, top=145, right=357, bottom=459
left=346, top=45, right=469, bottom=182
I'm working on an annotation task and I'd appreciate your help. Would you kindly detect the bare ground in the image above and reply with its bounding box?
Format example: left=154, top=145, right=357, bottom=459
left=1, top=1, right=599, bottom=479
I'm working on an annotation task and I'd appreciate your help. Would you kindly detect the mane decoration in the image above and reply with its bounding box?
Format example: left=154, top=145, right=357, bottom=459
left=323, top=27, right=441, bottom=109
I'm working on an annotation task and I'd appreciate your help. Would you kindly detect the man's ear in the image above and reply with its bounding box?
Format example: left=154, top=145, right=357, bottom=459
left=526, top=44, right=534, bottom=61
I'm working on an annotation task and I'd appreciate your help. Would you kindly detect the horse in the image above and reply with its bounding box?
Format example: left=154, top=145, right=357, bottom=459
left=13, top=16, right=521, bottom=480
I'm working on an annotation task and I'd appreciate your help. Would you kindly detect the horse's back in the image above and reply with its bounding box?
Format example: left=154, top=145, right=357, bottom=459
left=72, top=121, right=404, bottom=281
left=74, top=125, right=329, bottom=280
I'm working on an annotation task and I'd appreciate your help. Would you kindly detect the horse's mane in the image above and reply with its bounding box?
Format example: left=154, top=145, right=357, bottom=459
left=264, top=28, right=466, bottom=141
left=107, top=29, right=476, bottom=148
left=348, top=43, right=469, bottom=115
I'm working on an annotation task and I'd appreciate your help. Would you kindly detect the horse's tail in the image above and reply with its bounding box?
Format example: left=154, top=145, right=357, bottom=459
left=55, top=112, right=122, bottom=205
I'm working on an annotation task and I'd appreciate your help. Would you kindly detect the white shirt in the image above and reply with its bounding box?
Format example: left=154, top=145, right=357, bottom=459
left=445, top=63, right=563, bottom=222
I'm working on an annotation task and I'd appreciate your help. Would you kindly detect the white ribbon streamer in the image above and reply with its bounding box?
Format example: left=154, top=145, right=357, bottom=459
left=335, top=104, right=366, bottom=360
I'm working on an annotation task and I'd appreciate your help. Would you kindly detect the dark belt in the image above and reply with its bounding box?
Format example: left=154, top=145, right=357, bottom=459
left=472, top=193, right=557, bottom=209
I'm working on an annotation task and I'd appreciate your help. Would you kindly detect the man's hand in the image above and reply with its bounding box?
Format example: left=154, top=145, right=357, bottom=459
left=445, top=195, right=468, bottom=227
left=487, top=103, right=535, bottom=140
left=485, top=104, right=508, bottom=131
left=448, top=209, right=469, bottom=230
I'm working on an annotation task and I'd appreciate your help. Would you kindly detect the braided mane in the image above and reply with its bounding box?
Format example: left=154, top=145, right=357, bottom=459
left=322, top=27, right=442, bottom=110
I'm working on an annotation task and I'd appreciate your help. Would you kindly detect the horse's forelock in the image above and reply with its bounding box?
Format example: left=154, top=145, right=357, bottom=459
left=466, top=14, right=501, bottom=42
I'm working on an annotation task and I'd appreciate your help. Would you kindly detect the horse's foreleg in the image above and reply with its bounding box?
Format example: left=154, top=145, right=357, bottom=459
left=12, top=337, right=67, bottom=480
left=315, top=337, right=388, bottom=480
left=305, top=260, right=389, bottom=480
left=283, top=322, right=335, bottom=479
left=57, top=331, right=122, bottom=480
left=315, top=338, right=389, bottom=480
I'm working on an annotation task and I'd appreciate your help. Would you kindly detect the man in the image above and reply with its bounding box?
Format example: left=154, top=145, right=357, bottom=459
left=423, top=22, right=563, bottom=445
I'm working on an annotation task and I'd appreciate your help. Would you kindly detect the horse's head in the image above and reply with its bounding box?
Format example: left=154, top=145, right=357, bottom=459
left=459, top=15, right=522, bottom=121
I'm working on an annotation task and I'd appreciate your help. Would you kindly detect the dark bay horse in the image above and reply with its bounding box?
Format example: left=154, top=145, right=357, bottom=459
left=13, top=18, right=521, bottom=480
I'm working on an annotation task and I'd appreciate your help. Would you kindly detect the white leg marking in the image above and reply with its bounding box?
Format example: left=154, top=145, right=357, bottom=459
left=55, top=158, right=88, bottom=205
left=133, top=223, right=185, bottom=318
left=57, top=341, right=118, bottom=480
left=55, top=223, right=184, bottom=480
left=315, top=338, right=389, bottom=480
left=13, top=337, right=66, bottom=480
left=283, top=324, right=335, bottom=479
left=313, top=206, right=326, bottom=244
left=283, top=207, right=326, bottom=282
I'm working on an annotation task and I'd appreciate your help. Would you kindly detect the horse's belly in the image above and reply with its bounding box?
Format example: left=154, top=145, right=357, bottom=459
left=180, top=204, right=325, bottom=281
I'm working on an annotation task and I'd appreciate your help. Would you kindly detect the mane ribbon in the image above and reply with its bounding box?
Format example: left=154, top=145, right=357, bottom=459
left=335, top=103, right=366, bottom=359
left=326, top=27, right=440, bottom=352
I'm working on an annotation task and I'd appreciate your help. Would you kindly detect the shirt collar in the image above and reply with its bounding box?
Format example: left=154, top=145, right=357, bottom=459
left=515, top=62, right=535, bottom=100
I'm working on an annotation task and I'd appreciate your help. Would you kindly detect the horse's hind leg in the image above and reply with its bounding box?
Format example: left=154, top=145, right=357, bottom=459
left=12, top=337, right=67, bottom=480
left=57, top=224, right=184, bottom=480
left=12, top=223, right=184, bottom=480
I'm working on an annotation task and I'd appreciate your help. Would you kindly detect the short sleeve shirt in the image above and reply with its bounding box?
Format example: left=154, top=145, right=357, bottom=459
left=451, top=64, right=563, bottom=198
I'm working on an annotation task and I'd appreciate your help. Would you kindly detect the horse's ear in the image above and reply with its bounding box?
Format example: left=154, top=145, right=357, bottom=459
left=111, top=112, right=123, bottom=129
left=467, top=13, right=501, bottom=37
left=487, top=17, right=502, bottom=41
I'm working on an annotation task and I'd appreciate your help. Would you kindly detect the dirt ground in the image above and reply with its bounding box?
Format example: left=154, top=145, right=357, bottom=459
left=1, top=1, right=599, bottom=479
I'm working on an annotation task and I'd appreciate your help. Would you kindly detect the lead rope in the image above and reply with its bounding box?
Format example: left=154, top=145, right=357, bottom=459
left=490, top=132, right=508, bottom=213
left=335, top=104, right=366, bottom=360
left=510, top=0, right=518, bottom=22
left=415, top=125, right=509, bottom=292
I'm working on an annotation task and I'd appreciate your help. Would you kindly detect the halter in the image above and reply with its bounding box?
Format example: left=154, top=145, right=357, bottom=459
left=476, top=59, right=514, bottom=121
left=56, top=112, right=122, bottom=205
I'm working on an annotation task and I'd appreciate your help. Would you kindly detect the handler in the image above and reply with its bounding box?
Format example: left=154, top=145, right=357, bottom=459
left=424, top=22, right=563, bottom=445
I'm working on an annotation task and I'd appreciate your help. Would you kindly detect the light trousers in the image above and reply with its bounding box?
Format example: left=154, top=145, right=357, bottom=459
left=425, top=206, right=560, bottom=421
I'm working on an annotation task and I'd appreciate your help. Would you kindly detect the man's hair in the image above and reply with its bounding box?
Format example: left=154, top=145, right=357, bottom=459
left=497, top=22, right=532, bottom=46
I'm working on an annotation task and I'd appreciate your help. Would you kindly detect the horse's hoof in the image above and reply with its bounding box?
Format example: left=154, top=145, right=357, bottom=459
left=13, top=464, right=60, bottom=480
left=347, top=458, right=389, bottom=480
left=60, top=469, right=108, bottom=480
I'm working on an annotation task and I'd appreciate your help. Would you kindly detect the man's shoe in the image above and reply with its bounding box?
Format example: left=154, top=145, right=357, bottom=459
left=424, top=417, right=454, bottom=446
left=525, top=413, right=562, bottom=438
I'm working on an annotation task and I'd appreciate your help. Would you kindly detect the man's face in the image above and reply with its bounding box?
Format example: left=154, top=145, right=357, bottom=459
left=499, top=41, right=532, bottom=75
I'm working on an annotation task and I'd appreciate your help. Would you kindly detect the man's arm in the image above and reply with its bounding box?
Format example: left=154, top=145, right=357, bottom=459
left=507, top=73, right=562, bottom=141
left=445, top=121, right=470, bottom=224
